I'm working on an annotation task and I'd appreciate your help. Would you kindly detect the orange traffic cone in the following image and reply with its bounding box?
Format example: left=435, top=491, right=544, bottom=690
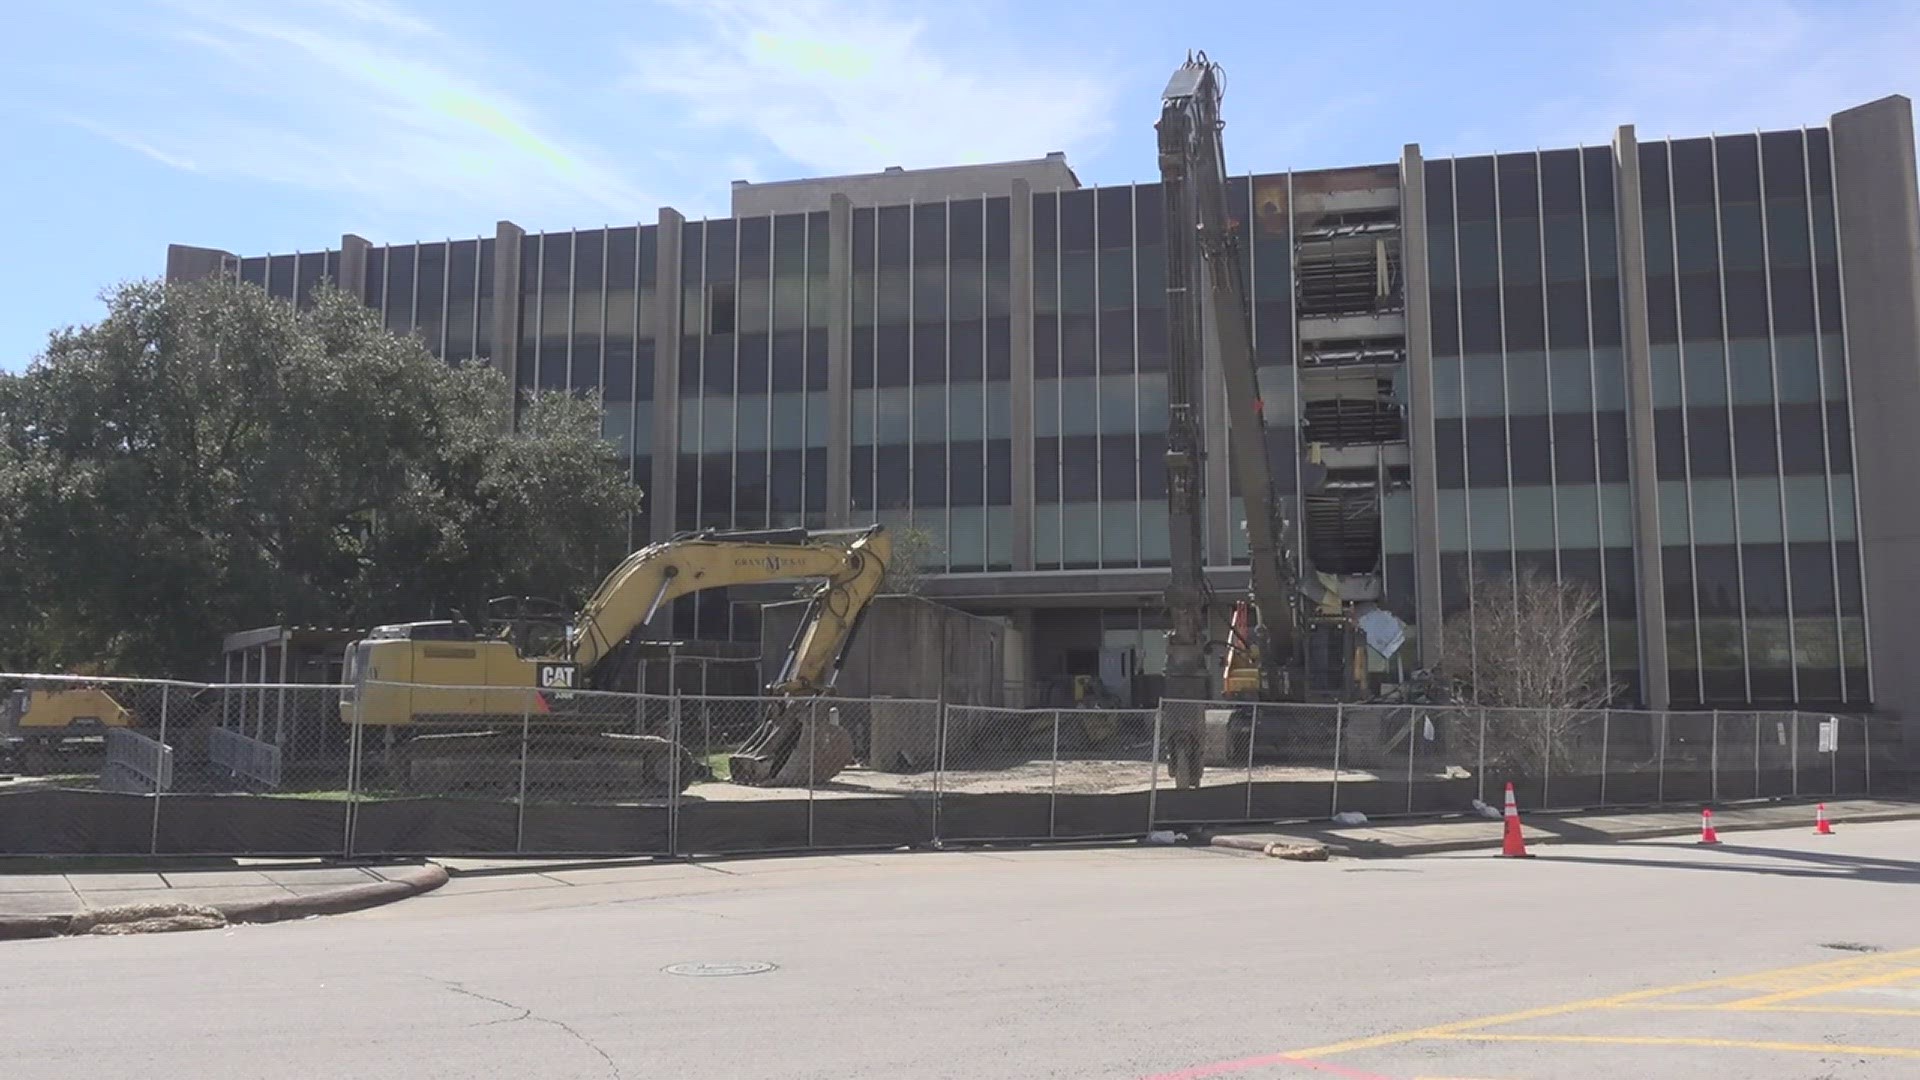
left=1815, top=803, right=1835, bottom=835
left=1499, top=782, right=1533, bottom=858
left=1698, top=807, right=1722, bottom=845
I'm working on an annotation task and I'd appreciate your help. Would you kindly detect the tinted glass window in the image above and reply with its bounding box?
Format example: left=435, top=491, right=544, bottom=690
left=267, top=253, right=297, bottom=300
left=387, top=245, right=420, bottom=337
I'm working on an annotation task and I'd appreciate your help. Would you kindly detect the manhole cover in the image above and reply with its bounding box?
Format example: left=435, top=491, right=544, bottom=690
left=1821, top=942, right=1884, bottom=953
left=663, top=961, right=777, bottom=977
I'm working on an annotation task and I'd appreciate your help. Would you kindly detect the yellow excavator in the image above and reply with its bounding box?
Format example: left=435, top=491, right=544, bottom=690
left=339, top=525, right=891, bottom=792
left=1, top=683, right=136, bottom=774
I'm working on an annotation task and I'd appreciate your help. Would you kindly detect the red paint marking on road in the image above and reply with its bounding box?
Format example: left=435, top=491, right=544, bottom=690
left=1140, top=1051, right=1396, bottom=1080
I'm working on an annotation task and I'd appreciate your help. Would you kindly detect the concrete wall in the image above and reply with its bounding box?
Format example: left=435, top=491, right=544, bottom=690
left=1830, top=95, right=1920, bottom=756
left=760, top=595, right=1005, bottom=705
left=731, top=154, right=1080, bottom=216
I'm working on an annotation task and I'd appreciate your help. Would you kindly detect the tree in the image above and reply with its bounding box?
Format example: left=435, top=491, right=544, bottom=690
left=788, top=522, right=942, bottom=602
left=878, top=523, right=942, bottom=595
left=1432, top=567, right=1621, bottom=773
left=0, top=277, right=642, bottom=676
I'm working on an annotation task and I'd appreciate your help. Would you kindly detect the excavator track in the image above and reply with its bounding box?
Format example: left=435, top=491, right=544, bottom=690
left=398, top=724, right=704, bottom=800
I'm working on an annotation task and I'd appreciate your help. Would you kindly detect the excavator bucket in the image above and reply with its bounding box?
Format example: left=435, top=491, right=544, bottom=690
left=728, top=702, right=855, bottom=787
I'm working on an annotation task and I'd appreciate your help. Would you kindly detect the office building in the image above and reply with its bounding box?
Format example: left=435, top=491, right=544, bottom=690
left=166, top=96, right=1920, bottom=726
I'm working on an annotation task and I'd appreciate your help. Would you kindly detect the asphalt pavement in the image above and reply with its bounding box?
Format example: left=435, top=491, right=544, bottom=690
left=3, top=821, right=1917, bottom=1079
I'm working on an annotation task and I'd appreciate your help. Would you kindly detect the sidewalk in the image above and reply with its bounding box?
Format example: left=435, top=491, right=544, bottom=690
left=0, top=860, right=447, bottom=940
left=1202, top=797, right=1920, bottom=858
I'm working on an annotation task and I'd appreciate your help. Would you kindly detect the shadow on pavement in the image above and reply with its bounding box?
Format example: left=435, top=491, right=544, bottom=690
left=1538, top=840, right=1920, bottom=884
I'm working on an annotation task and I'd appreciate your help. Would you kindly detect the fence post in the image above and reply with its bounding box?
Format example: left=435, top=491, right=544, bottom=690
left=806, top=699, right=818, bottom=849
left=1710, top=709, right=1721, bottom=804
left=1048, top=709, right=1061, bottom=840
left=1244, top=702, right=1258, bottom=822
left=1657, top=712, right=1668, bottom=806
left=1752, top=713, right=1762, bottom=799
left=1791, top=712, right=1800, bottom=798
left=343, top=693, right=359, bottom=859
left=1330, top=702, right=1344, bottom=819
left=1477, top=708, right=1487, bottom=806
left=1599, top=710, right=1610, bottom=807
left=1146, top=705, right=1164, bottom=834
left=1404, top=706, right=1416, bottom=815
left=1865, top=717, right=1873, bottom=795
left=515, top=689, right=532, bottom=854
left=149, top=685, right=169, bottom=856
left=1541, top=709, right=1553, bottom=811
left=668, top=690, right=682, bottom=858
left=931, top=700, right=945, bottom=846
left=1830, top=715, right=1839, bottom=796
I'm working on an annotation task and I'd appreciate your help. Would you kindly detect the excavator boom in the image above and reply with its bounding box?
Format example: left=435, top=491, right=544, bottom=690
left=570, top=526, right=891, bottom=686
left=1158, top=52, right=1299, bottom=702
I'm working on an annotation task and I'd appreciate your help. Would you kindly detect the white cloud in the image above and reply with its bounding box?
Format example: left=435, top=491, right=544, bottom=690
left=67, top=0, right=650, bottom=233
left=67, top=117, right=201, bottom=171
left=626, top=0, right=1117, bottom=178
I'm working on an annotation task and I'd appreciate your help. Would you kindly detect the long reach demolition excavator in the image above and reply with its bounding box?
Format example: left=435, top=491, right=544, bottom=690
left=1157, top=53, right=1306, bottom=748
left=339, top=525, right=892, bottom=791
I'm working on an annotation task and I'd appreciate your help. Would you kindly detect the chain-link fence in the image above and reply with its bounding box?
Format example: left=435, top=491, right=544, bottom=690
left=932, top=705, right=1163, bottom=842
left=2, top=673, right=1913, bottom=855
left=1141, top=702, right=1913, bottom=829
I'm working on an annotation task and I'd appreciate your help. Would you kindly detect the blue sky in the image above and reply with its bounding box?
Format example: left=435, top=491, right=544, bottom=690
left=2, top=0, right=1914, bottom=369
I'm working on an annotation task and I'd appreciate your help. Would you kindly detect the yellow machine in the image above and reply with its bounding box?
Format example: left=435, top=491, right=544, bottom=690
left=1219, top=601, right=1263, bottom=699
left=1, top=687, right=134, bottom=738
left=1, top=687, right=135, bottom=772
left=339, top=525, right=892, bottom=790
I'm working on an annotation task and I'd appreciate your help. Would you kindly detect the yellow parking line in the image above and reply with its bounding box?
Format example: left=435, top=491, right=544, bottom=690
left=1424, top=1032, right=1920, bottom=1058
left=1754, top=1004, right=1920, bottom=1018
left=1614, top=1001, right=1920, bottom=1018
left=1711, top=950, right=1920, bottom=994
left=1722, top=965, right=1920, bottom=1009
left=1287, top=947, right=1920, bottom=1059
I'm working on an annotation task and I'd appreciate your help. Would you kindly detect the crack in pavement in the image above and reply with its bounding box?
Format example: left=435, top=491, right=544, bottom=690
left=426, top=977, right=621, bottom=1078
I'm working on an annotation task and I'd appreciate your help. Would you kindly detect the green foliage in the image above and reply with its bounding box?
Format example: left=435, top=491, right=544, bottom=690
left=0, top=278, right=642, bottom=676
left=878, top=523, right=942, bottom=595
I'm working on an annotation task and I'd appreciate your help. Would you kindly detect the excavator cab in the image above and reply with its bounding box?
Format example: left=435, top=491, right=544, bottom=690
left=482, top=595, right=573, bottom=659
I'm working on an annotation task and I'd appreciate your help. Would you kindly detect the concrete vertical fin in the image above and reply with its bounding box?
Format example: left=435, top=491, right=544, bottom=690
left=827, top=193, right=854, bottom=526
left=1400, top=144, right=1444, bottom=665
left=1613, top=125, right=1670, bottom=709
left=1010, top=178, right=1036, bottom=570
left=1830, top=94, right=1920, bottom=742
left=489, top=220, right=525, bottom=430
left=650, top=208, right=687, bottom=542
left=337, top=234, right=371, bottom=299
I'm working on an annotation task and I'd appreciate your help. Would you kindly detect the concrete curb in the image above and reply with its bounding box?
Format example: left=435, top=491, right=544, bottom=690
left=0, top=863, right=448, bottom=942
left=1207, top=835, right=1331, bottom=861
left=1205, top=804, right=1920, bottom=860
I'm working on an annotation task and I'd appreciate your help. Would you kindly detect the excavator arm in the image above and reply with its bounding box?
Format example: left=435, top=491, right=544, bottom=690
left=565, top=524, right=892, bottom=789
left=568, top=526, right=891, bottom=690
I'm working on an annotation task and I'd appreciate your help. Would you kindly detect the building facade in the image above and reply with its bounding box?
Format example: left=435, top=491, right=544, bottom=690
left=167, top=96, right=1920, bottom=724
